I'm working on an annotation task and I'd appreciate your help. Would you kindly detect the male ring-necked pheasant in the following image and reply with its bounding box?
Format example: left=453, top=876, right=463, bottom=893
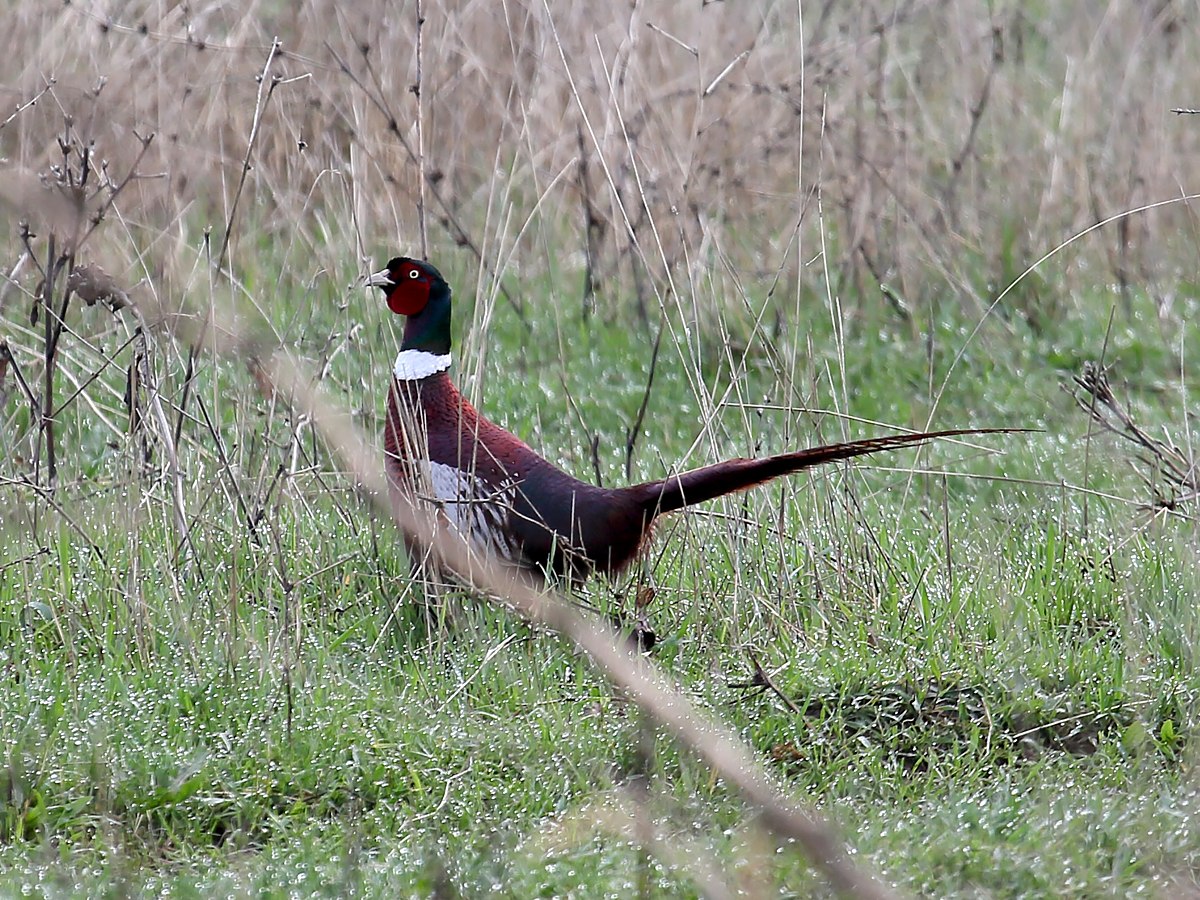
left=370, top=256, right=1010, bottom=584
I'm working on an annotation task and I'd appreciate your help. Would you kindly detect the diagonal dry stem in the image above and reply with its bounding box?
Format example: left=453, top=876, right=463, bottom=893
left=1070, top=361, right=1199, bottom=509
left=236, top=345, right=897, bottom=900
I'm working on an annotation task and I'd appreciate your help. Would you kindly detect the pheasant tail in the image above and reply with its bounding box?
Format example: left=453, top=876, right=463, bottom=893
left=633, top=428, right=1014, bottom=515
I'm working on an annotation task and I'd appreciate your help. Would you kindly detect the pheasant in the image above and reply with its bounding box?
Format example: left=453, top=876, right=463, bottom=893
left=369, top=256, right=1011, bottom=585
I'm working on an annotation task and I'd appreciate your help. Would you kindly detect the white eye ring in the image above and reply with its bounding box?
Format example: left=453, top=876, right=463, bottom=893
left=407, top=269, right=420, bottom=279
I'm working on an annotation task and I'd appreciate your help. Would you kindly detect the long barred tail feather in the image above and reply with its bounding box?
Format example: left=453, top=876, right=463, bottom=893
left=632, top=428, right=1027, bottom=516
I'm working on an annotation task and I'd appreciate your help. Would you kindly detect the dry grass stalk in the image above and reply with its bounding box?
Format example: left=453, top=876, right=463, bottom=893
left=3, top=3, right=1198, bottom=307
left=1070, top=361, right=1199, bottom=510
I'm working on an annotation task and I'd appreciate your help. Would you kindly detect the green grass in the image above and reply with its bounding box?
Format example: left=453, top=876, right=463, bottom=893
left=3, top=243, right=1200, bottom=897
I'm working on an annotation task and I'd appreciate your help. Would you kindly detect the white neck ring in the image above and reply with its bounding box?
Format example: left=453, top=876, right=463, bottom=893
left=394, top=349, right=452, bottom=381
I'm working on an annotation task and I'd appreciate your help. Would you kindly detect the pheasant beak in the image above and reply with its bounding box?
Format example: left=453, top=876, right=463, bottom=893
left=365, top=268, right=395, bottom=289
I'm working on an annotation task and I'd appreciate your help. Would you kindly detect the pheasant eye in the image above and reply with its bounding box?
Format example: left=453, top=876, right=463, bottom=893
left=407, top=269, right=420, bottom=279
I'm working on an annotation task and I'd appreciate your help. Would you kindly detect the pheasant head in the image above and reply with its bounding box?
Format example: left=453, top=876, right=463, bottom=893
left=367, top=256, right=454, bottom=379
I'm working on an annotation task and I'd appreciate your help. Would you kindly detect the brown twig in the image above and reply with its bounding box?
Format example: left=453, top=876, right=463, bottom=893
left=51, top=330, right=141, bottom=417
left=576, top=126, right=606, bottom=317
left=0, top=339, right=9, bottom=413
left=941, top=22, right=1002, bottom=224
left=39, top=233, right=64, bottom=489
left=131, top=315, right=193, bottom=563
left=589, top=433, right=604, bottom=488
left=125, top=335, right=149, bottom=472
left=325, top=40, right=526, bottom=322
left=170, top=41, right=284, bottom=468
left=218, top=38, right=283, bottom=272
left=0, top=546, right=52, bottom=574
left=73, top=130, right=157, bottom=254
left=0, top=78, right=56, bottom=132
left=731, top=649, right=803, bottom=715
left=16, top=474, right=104, bottom=561
left=624, top=320, right=663, bottom=481
left=555, top=370, right=603, bottom=487
left=1069, top=361, right=1199, bottom=509
left=196, top=390, right=262, bottom=544
left=0, top=252, right=30, bottom=317
left=0, top=338, right=36, bottom=416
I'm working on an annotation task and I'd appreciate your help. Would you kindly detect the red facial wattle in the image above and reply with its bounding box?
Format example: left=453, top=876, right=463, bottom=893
left=387, top=271, right=430, bottom=316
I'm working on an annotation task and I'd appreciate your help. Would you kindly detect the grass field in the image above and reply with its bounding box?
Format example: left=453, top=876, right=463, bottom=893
left=3, top=2, right=1200, bottom=897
